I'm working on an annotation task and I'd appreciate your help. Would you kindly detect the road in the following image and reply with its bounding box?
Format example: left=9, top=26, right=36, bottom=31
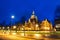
left=0, top=33, right=34, bottom=40
left=0, top=30, right=60, bottom=40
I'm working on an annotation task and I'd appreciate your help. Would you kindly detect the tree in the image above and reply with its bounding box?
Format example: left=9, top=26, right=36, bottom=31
left=20, top=16, right=26, bottom=25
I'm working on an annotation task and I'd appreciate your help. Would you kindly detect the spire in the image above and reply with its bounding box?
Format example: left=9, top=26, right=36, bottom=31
left=32, top=10, right=35, bottom=15
left=45, top=19, right=47, bottom=21
left=30, top=10, right=35, bottom=19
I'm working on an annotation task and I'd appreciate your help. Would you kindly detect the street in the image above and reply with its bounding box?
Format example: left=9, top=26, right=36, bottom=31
left=0, top=30, right=60, bottom=40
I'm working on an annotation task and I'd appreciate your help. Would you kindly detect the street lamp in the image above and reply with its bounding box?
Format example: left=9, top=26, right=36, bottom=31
left=11, top=15, right=15, bottom=19
left=11, top=15, right=15, bottom=31
left=11, top=15, right=15, bottom=26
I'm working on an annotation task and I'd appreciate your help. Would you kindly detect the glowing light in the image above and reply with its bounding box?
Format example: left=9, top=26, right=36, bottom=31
left=45, top=34, right=50, bottom=36
left=34, top=34, right=41, bottom=38
left=36, top=24, right=38, bottom=27
left=11, top=15, right=15, bottom=19
left=21, top=28, right=24, bottom=30
left=34, top=34, right=39, bottom=37
left=3, top=27, right=4, bottom=29
left=21, top=33, right=24, bottom=36
left=13, top=26, right=16, bottom=29
left=12, top=32, right=16, bottom=35
left=54, top=28, right=56, bottom=31
left=44, top=27, right=50, bottom=30
left=28, top=28, right=31, bottom=30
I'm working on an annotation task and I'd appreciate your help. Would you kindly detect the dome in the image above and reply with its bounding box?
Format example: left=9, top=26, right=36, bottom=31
left=30, top=11, right=37, bottom=19
left=28, top=11, right=38, bottom=23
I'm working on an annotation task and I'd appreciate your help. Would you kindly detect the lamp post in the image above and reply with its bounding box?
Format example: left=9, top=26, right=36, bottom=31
left=11, top=15, right=15, bottom=32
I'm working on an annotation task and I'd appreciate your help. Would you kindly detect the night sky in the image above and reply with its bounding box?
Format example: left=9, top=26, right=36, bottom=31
left=0, top=0, right=60, bottom=25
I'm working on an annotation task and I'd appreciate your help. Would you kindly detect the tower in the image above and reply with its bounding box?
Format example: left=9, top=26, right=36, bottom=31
left=28, top=11, right=38, bottom=24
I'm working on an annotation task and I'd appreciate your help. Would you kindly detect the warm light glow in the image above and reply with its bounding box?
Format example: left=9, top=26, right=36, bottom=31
left=21, top=28, right=24, bottom=30
left=12, top=32, right=16, bottom=35
left=54, top=28, right=56, bottom=31
left=21, top=33, right=24, bottom=36
left=3, top=27, right=4, bottom=29
left=34, top=34, right=41, bottom=38
left=13, top=26, right=16, bottom=29
left=45, top=34, right=50, bottom=36
left=36, top=24, right=38, bottom=27
left=44, top=27, right=50, bottom=30
left=28, top=28, right=31, bottom=30
left=44, top=31, right=50, bottom=33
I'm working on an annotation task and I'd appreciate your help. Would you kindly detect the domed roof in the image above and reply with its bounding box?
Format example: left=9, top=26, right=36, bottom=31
left=28, top=11, right=38, bottom=23
left=30, top=11, right=37, bottom=19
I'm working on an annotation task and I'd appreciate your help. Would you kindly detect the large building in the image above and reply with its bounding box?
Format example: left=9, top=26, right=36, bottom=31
left=40, top=19, right=53, bottom=31
left=28, top=11, right=38, bottom=24
left=24, top=11, right=39, bottom=30
left=13, top=11, right=53, bottom=31
left=23, top=11, right=53, bottom=31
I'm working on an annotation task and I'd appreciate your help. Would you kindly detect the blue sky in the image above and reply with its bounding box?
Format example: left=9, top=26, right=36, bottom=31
left=0, top=0, right=60, bottom=25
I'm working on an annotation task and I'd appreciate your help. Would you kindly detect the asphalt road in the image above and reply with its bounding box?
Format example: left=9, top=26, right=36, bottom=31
left=0, top=31, right=60, bottom=40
